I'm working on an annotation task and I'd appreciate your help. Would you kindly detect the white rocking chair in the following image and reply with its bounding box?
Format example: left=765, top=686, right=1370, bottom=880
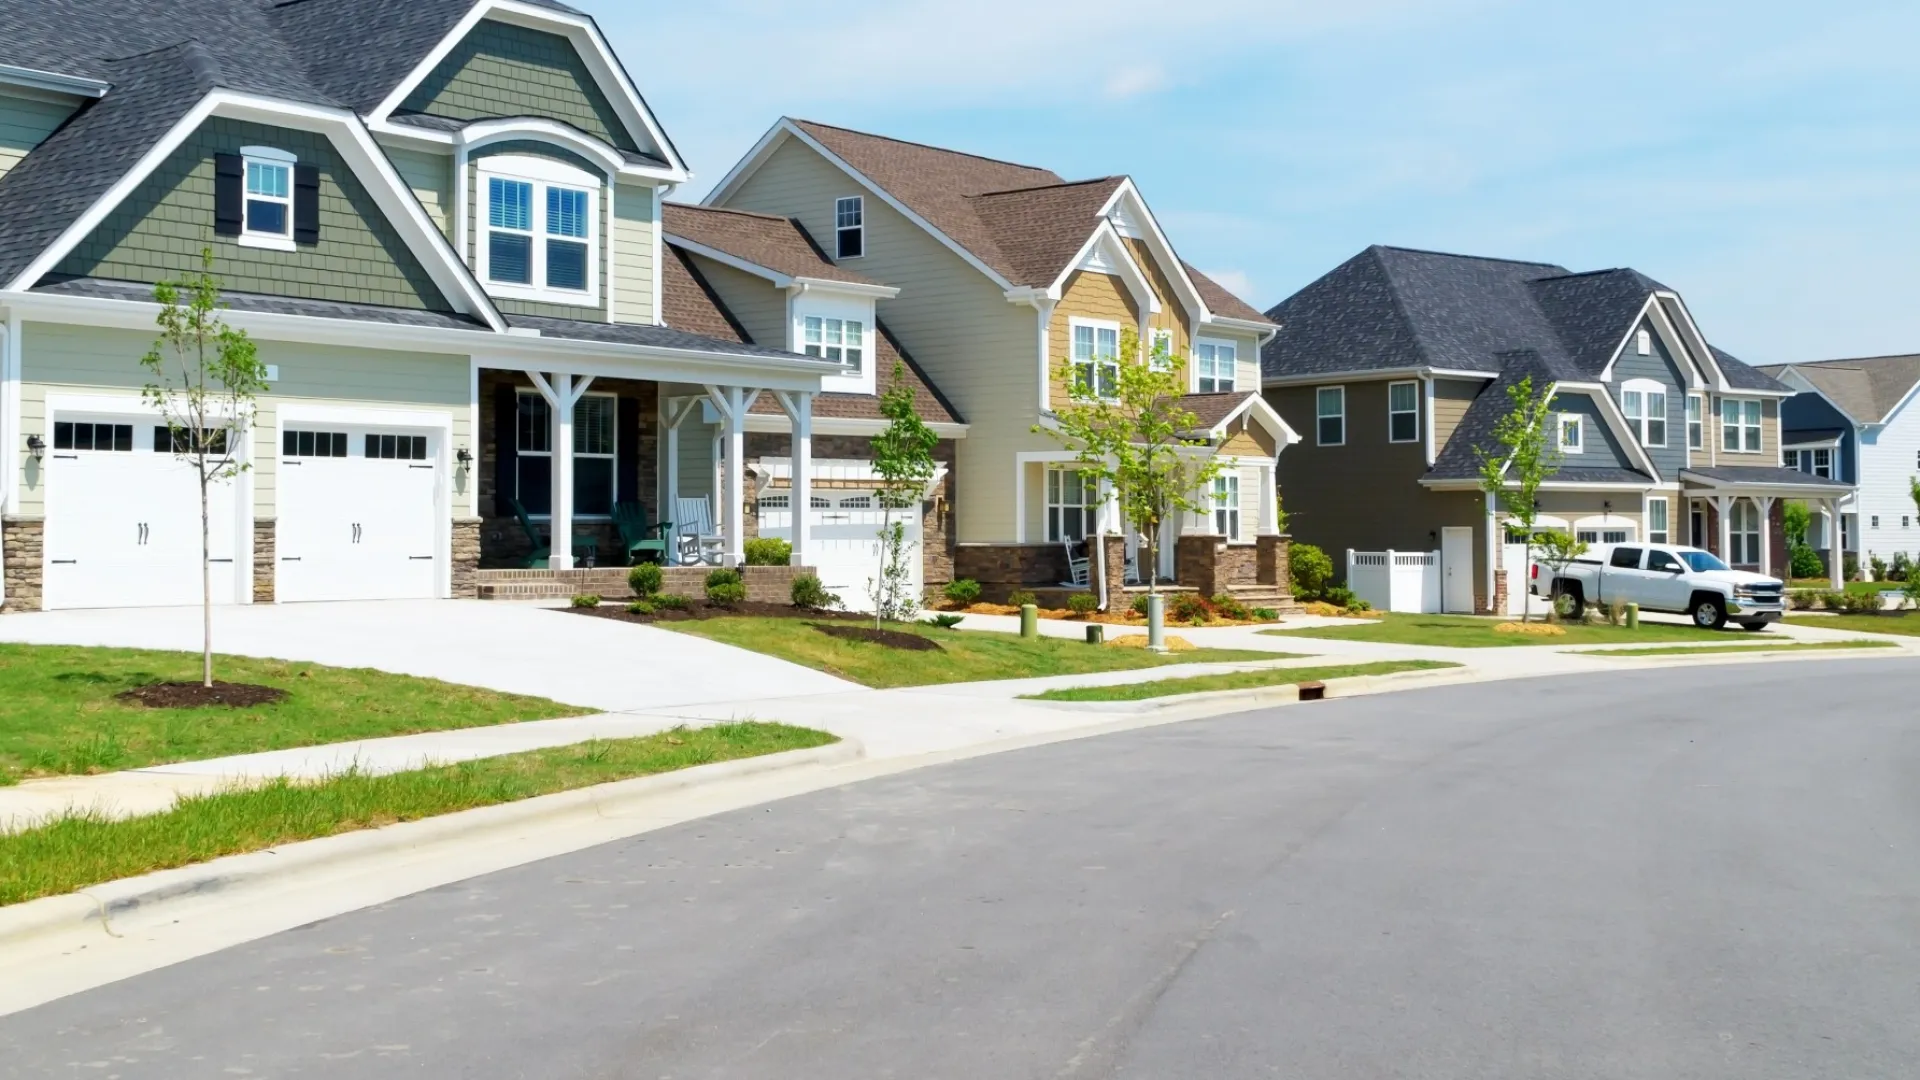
left=1062, top=540, right=1091, bottom=587
left=674, top=497, right=724, bottom=565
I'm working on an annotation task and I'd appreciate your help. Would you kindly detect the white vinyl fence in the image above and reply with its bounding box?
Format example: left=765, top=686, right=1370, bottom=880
left=1346, top=549, right=1441, bottom=613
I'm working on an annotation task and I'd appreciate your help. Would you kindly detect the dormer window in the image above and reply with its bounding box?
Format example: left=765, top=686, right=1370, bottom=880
left=835, top=196, right=864, bottom=259
left=803, top=316, right=864, bottom=372
left=1195, top=339, right=1237, bottom=393
left=476, top=156, right=600, bottom=305
left=1636, top=329, right=1652, bottom=356
left=245, top=159, right=291, bottom=238
left=220, top=146, right=304, bottom=252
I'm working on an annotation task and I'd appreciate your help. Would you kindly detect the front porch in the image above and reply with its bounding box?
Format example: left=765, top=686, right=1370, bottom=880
left=1681, top=467, right=1854, bottom=588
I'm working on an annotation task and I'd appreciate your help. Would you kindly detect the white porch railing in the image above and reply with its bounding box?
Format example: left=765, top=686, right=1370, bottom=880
left=1347, top=549, right=1441, bottom=613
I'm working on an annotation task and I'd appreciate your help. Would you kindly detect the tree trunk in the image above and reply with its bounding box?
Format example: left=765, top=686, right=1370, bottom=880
left=200, top=466, right=213, bottom=687
left=1520, top=540, right=1532, bottom=624
left=875, top=501, right=891, bottom=630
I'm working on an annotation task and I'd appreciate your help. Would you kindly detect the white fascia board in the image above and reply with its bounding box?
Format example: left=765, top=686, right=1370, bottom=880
left=790, top=278, right=900, bottom=300
left=1262, top=366, right=1495, bottom=387
left=1782, top=436, right=1843, bottom=450
left=1096, top=179, right=1206, bottom=325
left=4, top=91, right=507, bottom=331
left=367, top=0, right=688, bottom=182
left=1654, top=292, right=1733, bottom=391
left=1205, top=393, right=1301, bottom=447
left=743, top=412, right=968, bottom=438
left=462, top=118, right=625, bottom=175
left=709, top=119, right=1018, bottom=293
left=1200, top=314, right=1279, bottom=342
left=1045, top=222, right=1158, bottom=315
left=665, top=235, right=792, bottom=287
left=1556, top=381, right=1661, bottom=477
left=370, top=118, right=679, bottom=183
left=0, top=63, right=108, bottom=99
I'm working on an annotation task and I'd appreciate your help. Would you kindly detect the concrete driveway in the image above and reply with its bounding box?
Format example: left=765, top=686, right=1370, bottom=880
left=0, top=600, right=855, bottom=711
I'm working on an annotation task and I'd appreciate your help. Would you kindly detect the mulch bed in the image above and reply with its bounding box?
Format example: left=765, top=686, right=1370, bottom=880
left=567, top=599, right=869, bottom=624
left=116, top=681, right=290, bottom=709
left=811, top=623, right=944, bottom=651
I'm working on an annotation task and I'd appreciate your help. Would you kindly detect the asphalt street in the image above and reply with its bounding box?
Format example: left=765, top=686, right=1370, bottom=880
left=5, top=660, right=1919, bottom=1078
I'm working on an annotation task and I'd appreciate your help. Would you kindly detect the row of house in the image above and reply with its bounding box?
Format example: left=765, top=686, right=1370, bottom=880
left=0, top=0, right=1894, bottom=614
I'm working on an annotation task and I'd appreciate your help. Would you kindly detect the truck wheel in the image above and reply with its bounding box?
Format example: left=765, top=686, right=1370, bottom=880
left=1692, top=596, right=1727, bottom=629
left=1555, top=587, right=1584, bottom=621
left=1739, top=621, right=1768, bottom=632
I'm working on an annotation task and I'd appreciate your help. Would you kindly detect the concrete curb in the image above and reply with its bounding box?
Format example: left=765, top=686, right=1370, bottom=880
left=0, top=738, right=862, bottom=953
left=1567, top=643, right=1914, bottom=667
left=1028, top=666, right=1481, bottom=715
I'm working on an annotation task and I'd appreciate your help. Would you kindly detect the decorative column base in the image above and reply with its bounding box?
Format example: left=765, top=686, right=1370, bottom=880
left=2, top=517, right=43, bottom=613
left=452, top=517, right=482, bottom=598
left=252, top=520, right=275, bottom=602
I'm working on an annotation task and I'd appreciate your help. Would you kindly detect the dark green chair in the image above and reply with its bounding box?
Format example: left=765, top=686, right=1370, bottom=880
left=508, top=498, right=598, bottom=569
left=612, top=501, right=672, bottom=565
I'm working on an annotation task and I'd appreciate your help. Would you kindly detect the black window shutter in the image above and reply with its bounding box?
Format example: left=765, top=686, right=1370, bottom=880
left=213, top=153, right=244, bottom=237
left=293, top=164, right=321, bottom=244
left=616, top=396, right=640, bottom=506
left=493, top=385, right=518, bottom=517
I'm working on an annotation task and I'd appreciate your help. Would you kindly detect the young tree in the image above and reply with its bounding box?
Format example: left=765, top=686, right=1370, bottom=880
left=1783, top=501, right=1824, bottom=580
left=867, top=360, right=938, bottom=626
left=1038, top=330, right=1227, bottom=610
left=141, top=250, right=268, bottom=687
left=1532, top=529, right=1589, bottom=621
left=1473, top=375, right=1560, bottom=623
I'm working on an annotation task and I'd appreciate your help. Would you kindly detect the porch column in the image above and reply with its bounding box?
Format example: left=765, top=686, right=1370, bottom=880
left=1712, top=494, right=1735, bottom=563
left=774, top=391, right=814, bottom=568
left=530, top=372, right=594, bottom=570
left=1827, top=498, right=1845, bottom=589
left=704, top=384, right=755, bottom=568
left=662, top=397, right=700, bottom=556
left=1753, top=496, right=1776, bottom=578
left=1260, top=463, right=1279, bottom=534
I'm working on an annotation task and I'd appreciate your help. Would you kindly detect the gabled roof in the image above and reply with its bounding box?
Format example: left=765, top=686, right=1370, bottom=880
left=1757, top=354, right=1920, bottom=424
left=1427, top=348, right=1596, bottom=481
left=742, top=322, right=963, bottom=427
left=963, top=177, right=1128, bottom=287
left=662, top=203, right=880, bottom=287
left=1261, top=245, right=1784, bottom=392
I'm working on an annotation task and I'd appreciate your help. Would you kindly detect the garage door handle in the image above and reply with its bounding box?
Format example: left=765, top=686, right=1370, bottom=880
left=409, top=555, right=434, bottom=561
left=51, top=559, right=76, bottom=565
left=280, top=557, right=302, bottom=562
left=409, top=464, right=433, bottom=470
left=283, top=460, right=302, bottom=466
left=53, top=453, right=78, bottom=460
left=209, top=558, right=234, bottom=564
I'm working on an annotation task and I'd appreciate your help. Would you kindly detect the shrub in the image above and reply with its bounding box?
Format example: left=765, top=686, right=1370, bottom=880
left=706, top=582, right=746, bottom=606
left=1845, top=553, right=1860, bottom=582
left=1006, top=589, right=1039, bottom=608
left=625, top=600, right=655, bottom=616
left=1252, top=607, right=1280, bottom=622
left=1837, top=590, right=1884, bottom=615
left=922, top=613, right=965, bottom=630
left=1131, top=594, right=1151, bottom=616
left=1789, top=544, right=1825, bottom=580
left=627, top=562, right=663, bottom=598
left=791, top=573, right=839, bottom=610
left=1785, top=589, right=1818, bottom=611
left=652, top=592, right=692, bottom=611
left=570, top=594, right=601, bottom=608
left=1211, top=593, right=1251, bottom=621
left=743, top=537, right=792, bottom=566
left=1170, top=593, right=1210, bottom=624
left=1066, top=592, right=1099, bottom=616
left=1289, top=543, right=1335, bottom=600
left=944, top=578, right=982, bottom=607
left=1890, top=552, right=1913, bottom=583
left=1322, top=585, right=1359, bottom=610
left=1870, top=553, right=1889, bottom=581
left=1344, top=595, right=1373, bottom=613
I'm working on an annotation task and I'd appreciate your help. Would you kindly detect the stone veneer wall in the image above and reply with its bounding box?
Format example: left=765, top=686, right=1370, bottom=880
left=252, top=520, right=275, bottom=602
left=452, top=518, right=481, bottom=598
left=2, top=518, right=42, bottom=612
left=953, top=543, right=1070, bottom=602
left=1257, top=534, right=1291, bottom=592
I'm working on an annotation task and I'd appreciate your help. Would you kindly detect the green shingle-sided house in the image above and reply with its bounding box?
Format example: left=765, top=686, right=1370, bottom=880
left=0, top=0, right=866, bottom=610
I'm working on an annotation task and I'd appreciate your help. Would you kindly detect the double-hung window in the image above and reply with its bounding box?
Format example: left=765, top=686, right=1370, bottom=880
left=513, top=391, right=617, bottom=517
left=1647, top=497, right=1670, bottom=544
left=1316, top=386, right=1345, bottom=446
left=1149, top=328, right=1174, bottom=372
left=1558, top=413, right=1583, bottom=453
left=1213, top=474, right=1241, bottom=540
left=1722, top=398, right=1762, bottom=452
left=1071, top=321, right=1119, bottom=398
left=803, top=317, right=865, bottom=373
left=1788, top=447, right=1833, bottom=478
left=1729, top=500, right=1761, bottom=565
left=240, top=147, right=296, bottom=250
left=1621, top=381, right=1666, bottom=447
left=1195, top=339, right=1236, bottom=393
left=480, top=159, right=598, bottom=303
left=1046, top=467, right=1096, bottom=542
left=1686, top=394, right=1704, bottom=450
left=835, top=196, right=864, bottom=259
left=1387, top=381, right=1419, bottom=443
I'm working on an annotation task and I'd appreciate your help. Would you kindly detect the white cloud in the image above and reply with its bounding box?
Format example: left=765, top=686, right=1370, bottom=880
left=1199, top=269, right=1257, bottom=305
left=1104, top=64, right=1170, bottom=100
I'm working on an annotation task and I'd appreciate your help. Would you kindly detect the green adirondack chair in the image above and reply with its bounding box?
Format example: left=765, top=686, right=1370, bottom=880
left=612, top=501, right=672, bottom=565
left=508, top=498, right=598, bottom=569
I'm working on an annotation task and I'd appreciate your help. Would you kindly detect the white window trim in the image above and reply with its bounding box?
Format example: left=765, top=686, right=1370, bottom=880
left=1558, top=412, right=1584, bottom=454
left=238, top=145, right=297, bottom=253
left=1386, top=380, right=1420, bottom=444
left=1636, top=329, right=1652, bottom=356
left=834, top=195, right=865, bottom=260
left=1646, top=495, right=1670, bottom=544
left=1149, top=327, right=1174, bottom=373
left=1045, top=465, right=1097, bottom=543
left=514, top=388, right=617, bottom=521
left=1721, top=396, right=1763, bottom=453
left=1315, top=385, right=1346, bottom=447
left=1194, top=336, right=1238, bottom=394
left=1213, top=473, right=1242, bottom=540
left=476, top=155, right=602, bottom=306
left=1068, top=317, right=1122, bottom=401
left=1621, top=378, right=1667, bottom=448
left=1685, top=392, right=1704, bottom=450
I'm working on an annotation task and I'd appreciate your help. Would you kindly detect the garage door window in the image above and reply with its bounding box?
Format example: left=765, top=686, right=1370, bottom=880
left=154, top=427, right=229, bottom=454
left=365, top=433, right=428, bottom=461
left=53, top=422, right=133, bottom=452
left=514, top=391, right=615, bottom=517
left=284, top=430, right=347, bottom=458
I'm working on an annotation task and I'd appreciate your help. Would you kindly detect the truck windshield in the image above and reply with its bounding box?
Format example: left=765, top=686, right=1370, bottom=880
left=1680, top=550, right=1729, bottom=572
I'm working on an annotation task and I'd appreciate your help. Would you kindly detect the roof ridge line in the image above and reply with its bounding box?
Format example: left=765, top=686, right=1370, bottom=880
left=787, top=117, right=1055, bottom=174
left=968, top=175, right=1124, bottom=199
left=1372, top=243, right=1566, bottom=269
left=662, top=201, right=795, bottom=224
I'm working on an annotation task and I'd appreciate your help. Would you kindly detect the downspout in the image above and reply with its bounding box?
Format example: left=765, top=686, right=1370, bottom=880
left=1093, top=479, right=1110, bottom=613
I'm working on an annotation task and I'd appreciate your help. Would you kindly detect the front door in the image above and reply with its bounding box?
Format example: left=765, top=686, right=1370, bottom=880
left=1441, top=526, right=1475, bottom=613
left=1690, top=504, right=1705, bottom=549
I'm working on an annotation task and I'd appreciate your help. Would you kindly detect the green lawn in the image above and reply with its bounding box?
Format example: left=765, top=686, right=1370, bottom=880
left=0, top=645, right=591, bottom=785
left=664, top=617, right=1288, bottom=688
left=1022, top=661, right=1458, bottom=702
left=1582, top=640, right=1898, bottom=657
left=1787, top=579, right=1891, bottom=595
left=1786, top=612, right=1920, bottom=636
left=1262, top=613, right=1752, bottom=649
left=0, top=723, right=833, bottom=907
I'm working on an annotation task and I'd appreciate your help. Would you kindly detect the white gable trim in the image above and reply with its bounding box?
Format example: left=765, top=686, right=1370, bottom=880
left=1771, top=367, right=1869, bottom=427
left=1203, top=393, right=1301, bottom=448
left=3, top=91, right=506, bottom=331
left=1044, top=221, right=1158, bottom=315
left=1552, top=380, right=1660, bottom=477
left=1654, top=293, right=1735, bottom=391
left=366, top=0, right=688, bottom=182
left=664, top=235, right=898, bottom=300
left=706, top=120, right=1019, bottom=292
left=1597, top=294, right=1706, bottom=387
left=1096, top=178, right=1207, bottom=325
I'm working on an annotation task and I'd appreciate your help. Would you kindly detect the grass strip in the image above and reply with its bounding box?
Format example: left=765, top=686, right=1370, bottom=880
left=0, top=722, right=834, bottom=907
left=664, top=616, right=1280, bottom=688
left=1785, top=612, right=1920, bottom=637
left=0, top=644, right=592, bottom=785
left=1021, top=661, right=1459, bottom=702
left=1580, top=640, right=1899, bottom=658
left=1262, top=613, right=1741, bottom=649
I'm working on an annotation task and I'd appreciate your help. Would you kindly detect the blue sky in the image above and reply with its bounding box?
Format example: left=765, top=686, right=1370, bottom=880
left=592, top=0, right=1920, bottom=366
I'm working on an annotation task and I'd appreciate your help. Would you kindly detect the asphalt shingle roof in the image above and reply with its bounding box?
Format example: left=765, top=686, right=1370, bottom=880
left=1177, top=392, right=1263, bottom=432
left=662, top=204, right=879, bottom=286
left=1757, top=354, right=1920, bottom=423
left=1426, top=348, right=1594, bottom=481
left=1681, top=466, right=1851, bottom=490
left=963, top=177, right=1127, bottom=287
left=34, top=276, right=490, bottom=329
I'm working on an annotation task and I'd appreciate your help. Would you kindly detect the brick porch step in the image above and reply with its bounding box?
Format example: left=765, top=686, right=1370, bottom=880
left=1222, top=584, right=1302, bottom=613
left=473, top=565, right=806, bottom=603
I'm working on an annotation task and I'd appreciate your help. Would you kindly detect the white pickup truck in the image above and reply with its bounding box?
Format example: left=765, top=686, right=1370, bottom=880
left=1531, top=542, right=1785, bottom=630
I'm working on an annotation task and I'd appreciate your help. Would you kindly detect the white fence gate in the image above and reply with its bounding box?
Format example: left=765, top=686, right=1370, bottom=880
left=1347, top=549, right=1441, bottom=613
left=758, top=492, right=921, bottom=614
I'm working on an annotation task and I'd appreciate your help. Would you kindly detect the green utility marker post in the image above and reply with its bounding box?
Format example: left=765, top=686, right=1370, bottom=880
left=1020, top=603, right=1039, bottom=639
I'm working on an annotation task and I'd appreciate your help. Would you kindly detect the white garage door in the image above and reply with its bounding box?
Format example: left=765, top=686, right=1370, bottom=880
left=759, top=490, right=921, bottom=613
left=276, top=425, right=441, bottom=602
left=44, top=416, right=241, bottom=610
